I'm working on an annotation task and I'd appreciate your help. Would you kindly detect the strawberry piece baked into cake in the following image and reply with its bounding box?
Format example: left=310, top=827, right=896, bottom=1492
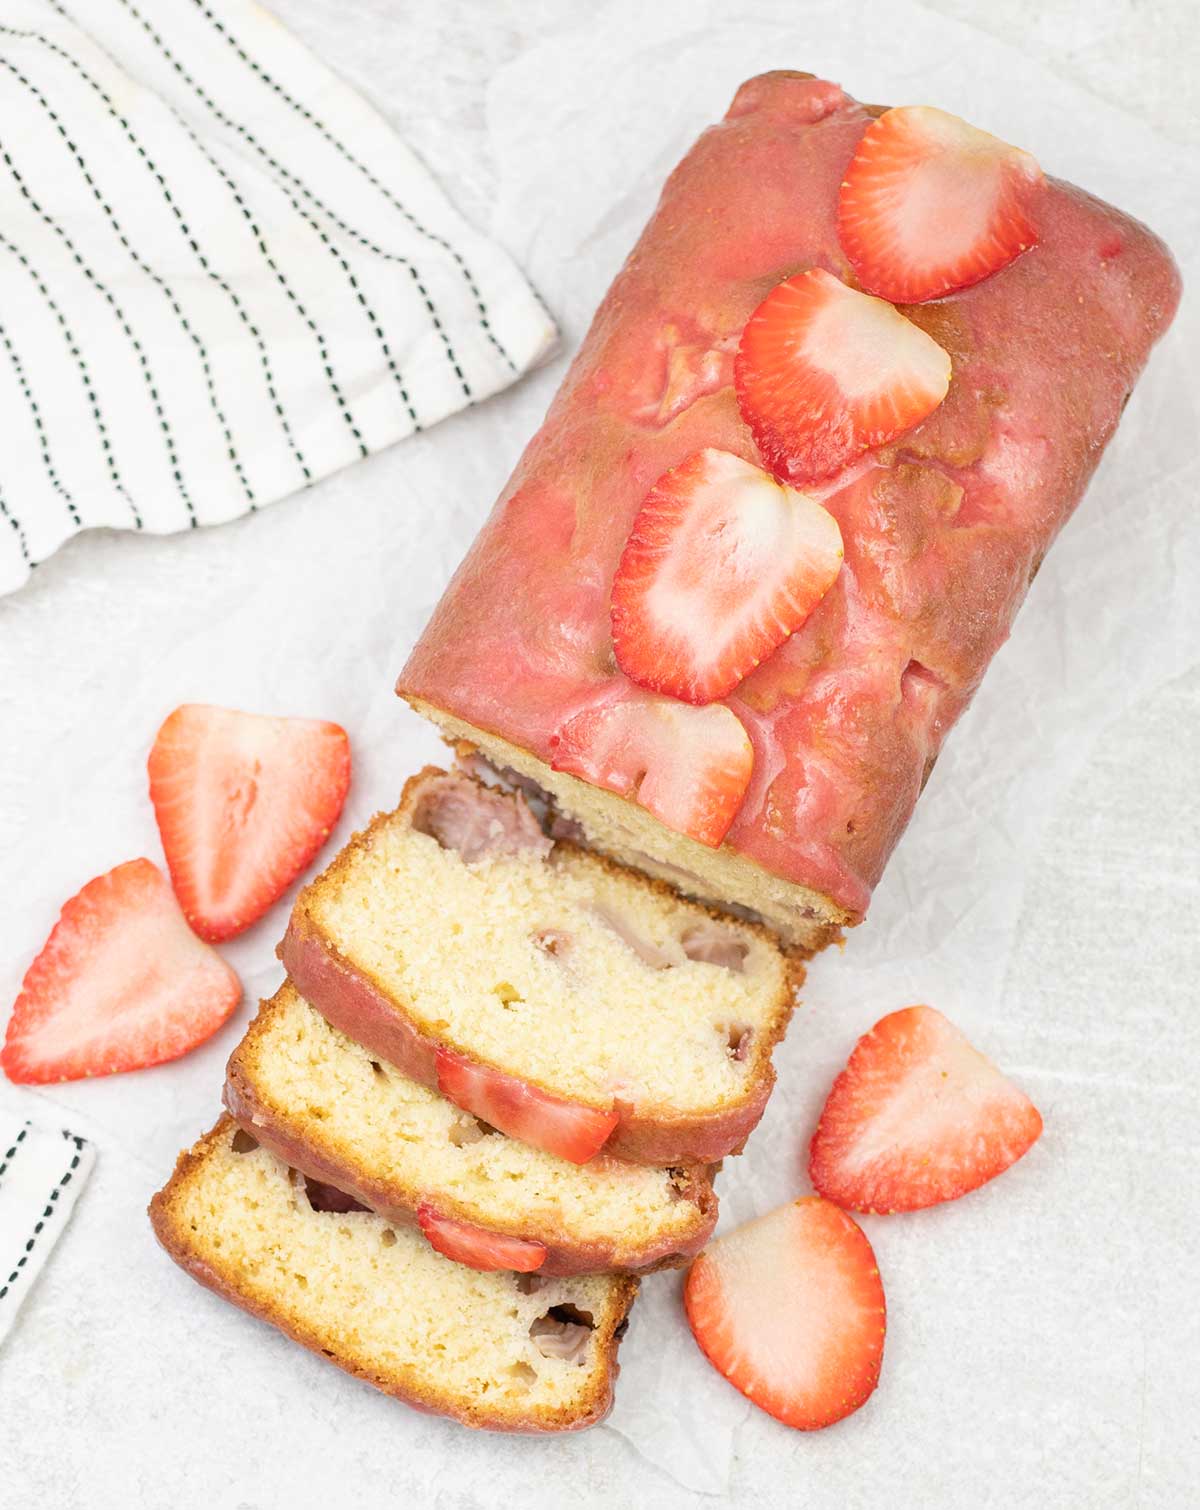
left=400, top=72, right=1180, bottom=952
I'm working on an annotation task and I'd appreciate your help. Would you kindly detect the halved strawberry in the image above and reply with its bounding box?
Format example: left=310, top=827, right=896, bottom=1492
left=549, top=689, right=752, bottom=848
left=611, top=448, right=843, bottom=703
left=148, top=704, right=351, bottom=942
left=685, top=1198, right=886, bottom=1431
left=735, top=268, right=951, bottom=484
left=837, top=105, right=1045, bottom=303
left=417, top=1202, right=548, bottom=1273
left=435, top=1047, right=618, bottom=1165
left=809, top=1005, right=1043, bottom=1213
left=1, top=859, right=240, bottom=1084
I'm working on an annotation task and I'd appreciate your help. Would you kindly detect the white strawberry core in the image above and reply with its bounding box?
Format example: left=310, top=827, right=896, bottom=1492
left=839, top=1012, right=1009, bottom=1172
left=707, top=1202, right=874, bottom=1404
left=643, top=449, right=843, bottom=678
left=884, top=107, right=1041, bottom=269
left=800, top=271, right=950, bottom=400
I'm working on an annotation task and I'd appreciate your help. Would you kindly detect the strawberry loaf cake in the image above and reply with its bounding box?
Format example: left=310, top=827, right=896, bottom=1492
left=151, top=71, right=1179, bottom=1437
left=400, top=71, right=1180, bottom=952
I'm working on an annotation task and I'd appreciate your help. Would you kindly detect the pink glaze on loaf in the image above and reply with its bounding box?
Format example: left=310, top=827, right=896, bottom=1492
left=399, top=71, right=1181, bottom=922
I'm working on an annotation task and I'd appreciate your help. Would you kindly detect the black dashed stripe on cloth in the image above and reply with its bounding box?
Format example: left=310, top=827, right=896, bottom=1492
left=0, top=1124, right=30, bottom=1183
left=0, top=314, right=80, bottom=526
left=0, top=145, right=197, bottom=526
left=0, top=49, right=256, bottom=509
left=0, top=1141, right=83, bottom=1305
left=0, top=486, right=32, bottom=568
left=102, top=0, right=374, bottom=455
left=113, top=0, right=470, bottom=405
left=0, top=230, right=142, bottom=528
left=23, top=20, right=312, bottom=486
left=191, top=0, right=516, bottom=375
left=108, top=0, right=428, bottom=425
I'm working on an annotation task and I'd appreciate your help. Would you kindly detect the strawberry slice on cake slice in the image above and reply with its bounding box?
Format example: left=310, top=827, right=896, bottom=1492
left=611, top=448, right=843, bottom=703
left=148, top=703, right=351, bottom=942
left=809, top=1005, right=1043, bottom=1213
left=1, top=859, right=241, bottom=1084
left=417, top=1202, right=549, bottom=1274
left=735, top=268, right=951, bottom=485
left=436, top=1047, right=619, bottom=1165
left=837, top=106, right=1045, bottom=303
left=550, top=687, right=753, bottom=848
left=685, top=1197, right=886, bottom=1430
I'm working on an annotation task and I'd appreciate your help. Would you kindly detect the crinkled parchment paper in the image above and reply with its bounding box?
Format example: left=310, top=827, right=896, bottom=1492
left=1, top=1, right=1196, bottom=1506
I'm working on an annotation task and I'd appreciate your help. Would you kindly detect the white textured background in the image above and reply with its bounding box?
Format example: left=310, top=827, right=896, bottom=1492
left=1, top=2, right=1198, bottom=1506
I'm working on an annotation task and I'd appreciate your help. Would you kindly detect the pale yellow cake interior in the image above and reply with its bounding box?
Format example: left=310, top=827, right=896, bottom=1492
left=306, top=802, right=793, bottom=1116
left=160, top=1121, right=631, bottom=1426
left=237, top=985, right=710, bottom=1262
left=407, top=698, right=846, bottom=952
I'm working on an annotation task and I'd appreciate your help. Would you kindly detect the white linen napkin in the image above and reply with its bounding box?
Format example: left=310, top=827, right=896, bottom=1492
left=0, top=1111, right=95, bottom=1347
left=0, top=0, right=557, bottom=594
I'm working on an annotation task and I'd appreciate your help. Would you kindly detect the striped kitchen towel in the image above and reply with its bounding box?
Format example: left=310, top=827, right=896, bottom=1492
left=0, top=0, right=557, bottom=595
left=0, top=1113, right=95, bottom=1346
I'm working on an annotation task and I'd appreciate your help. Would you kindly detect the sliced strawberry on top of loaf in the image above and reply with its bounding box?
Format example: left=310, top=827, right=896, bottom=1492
left=837, top=106, right=1045, bottom=304
left=809, top=1005, right=1043, bottom=1213
left=734, top=268, right=951, bottom=485
left=148, top=703, right=350, bottom=943
left=2, top=858, right=240, bottom=1084
left=550, top=688, right=754, bottom=849
left=685, top=1197, right=886, bottom=1430
left=610, top=448, right=843, bottom=704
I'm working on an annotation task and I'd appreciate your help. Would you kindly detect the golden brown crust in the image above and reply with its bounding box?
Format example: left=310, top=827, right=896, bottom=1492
left=224, top=986, right=719, bottom=1275
left=279, top=769, right=802, bottom=1165
left=149, top=1118, right=638, bottom=1434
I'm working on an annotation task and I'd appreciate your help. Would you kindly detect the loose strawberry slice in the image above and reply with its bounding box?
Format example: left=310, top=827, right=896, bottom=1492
left=435, top=1048, right=618, bottom=1164
left=809, top=1005, right=1043, bottom=1213
left=735, top=268, right=951, bottom=484
left=549, top=689, right=752, bottom=848
left=611, top=448, right=843, bottom=703
left=1, top=859, right=240, bottom=1084
left=148, top=703, right=351, bottom=942
left=685, top=1198, right=886, bottom=1431
left=837, top=105, right=1045, bottom=303
left=417, top=1202, right=548, bottom=1273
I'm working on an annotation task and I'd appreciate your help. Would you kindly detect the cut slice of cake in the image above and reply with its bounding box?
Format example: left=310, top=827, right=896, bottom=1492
left=150, top=1117, right=638, bottom=1433
left=225, top=982, right=719, bottom=1275
left=279, top=767, right=800, bottom=1166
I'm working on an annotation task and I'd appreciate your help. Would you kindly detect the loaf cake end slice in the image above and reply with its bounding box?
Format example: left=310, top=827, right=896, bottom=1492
left=225, top=982, right=718, bottom=1275
left=150, top=1118, right=637, bottom=1433
left=280, top=767, right=801, bottom=1165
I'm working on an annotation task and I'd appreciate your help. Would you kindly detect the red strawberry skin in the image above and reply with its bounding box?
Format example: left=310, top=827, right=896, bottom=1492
left=810, top=1005, right=1043, bottom=1213
left=435, top=1048, right=618, bottom=1165
left=734, top=268, right=951, bottom=486
left=611, top=448, right=843, bottom=703
left=685, top=1197, right=886, bottom=1431
left=1, top=859, right=241, bottom=1084
left=837, top=105, right=1045, bottom=304
left=148, top=704, right=350, bottom=942
left=417, top=1202, right=548, bottom=1273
